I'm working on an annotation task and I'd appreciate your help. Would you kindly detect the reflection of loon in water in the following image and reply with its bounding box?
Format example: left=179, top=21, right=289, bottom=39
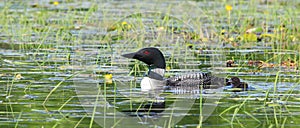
left=121, top=47, right=249, bottom=116
left=121, top=98, right=166, bottom=117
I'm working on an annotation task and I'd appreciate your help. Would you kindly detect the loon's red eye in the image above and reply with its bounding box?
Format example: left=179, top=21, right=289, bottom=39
left=143, top=50, right=150, bottom=55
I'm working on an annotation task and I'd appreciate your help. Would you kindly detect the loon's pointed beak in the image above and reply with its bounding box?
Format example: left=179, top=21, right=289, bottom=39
left=121, top=52, right=136, bottom=59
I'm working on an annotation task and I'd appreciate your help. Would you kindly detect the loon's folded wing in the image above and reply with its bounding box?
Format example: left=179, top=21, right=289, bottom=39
left=166, top=72, right=227, bottom=89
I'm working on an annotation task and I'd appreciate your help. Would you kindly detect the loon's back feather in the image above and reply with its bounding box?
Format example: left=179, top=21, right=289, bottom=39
left=166, top=72, right=209, bottom=86
left=166, top=72, right=227, bottom=89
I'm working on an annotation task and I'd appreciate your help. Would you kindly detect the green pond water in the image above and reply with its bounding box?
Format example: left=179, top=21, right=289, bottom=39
left=0, top=0, right=300, bottom=128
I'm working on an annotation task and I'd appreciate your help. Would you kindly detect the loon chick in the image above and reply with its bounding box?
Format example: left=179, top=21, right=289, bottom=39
left=228, top=77, right=248, bottom=91
left=122, top=47, right=244, bottom=91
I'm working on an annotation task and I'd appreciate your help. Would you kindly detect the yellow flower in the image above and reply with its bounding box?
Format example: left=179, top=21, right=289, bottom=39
left=289, top=35, right=296, bottom=42
left=157, top=26, right=165, bottom=31
left=225, top=5, right=232, bottom=11
left=166, top=66, right=171, bottom=71
left=229, top=37, right=234, bottom=41
left=53, top=1, right=59, bottom=5
left=121, top=21, right=128, bottom=26
left=221, top=29, right=226, bottom=35
left=120, top=21, right=131, bottom=30
left=201, top=37, right=209, bottom=42
left=104, top=74, right=113, bottom=84
left=15, top=74, right=23, bottom=80
left=243, top=33, right=257, bottom=42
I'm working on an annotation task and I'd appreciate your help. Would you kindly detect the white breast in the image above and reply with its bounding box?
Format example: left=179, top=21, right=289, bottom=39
left=141, top=77, right=164, bottom=91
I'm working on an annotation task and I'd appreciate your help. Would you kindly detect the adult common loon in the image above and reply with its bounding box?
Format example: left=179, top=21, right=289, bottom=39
left=122, top=47, right=248, bottom=92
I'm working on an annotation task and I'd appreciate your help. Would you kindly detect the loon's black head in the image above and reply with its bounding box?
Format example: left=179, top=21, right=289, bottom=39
left=231, top=77, right=241, bottom=85
left=122, top=47, right=166, bottom=69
